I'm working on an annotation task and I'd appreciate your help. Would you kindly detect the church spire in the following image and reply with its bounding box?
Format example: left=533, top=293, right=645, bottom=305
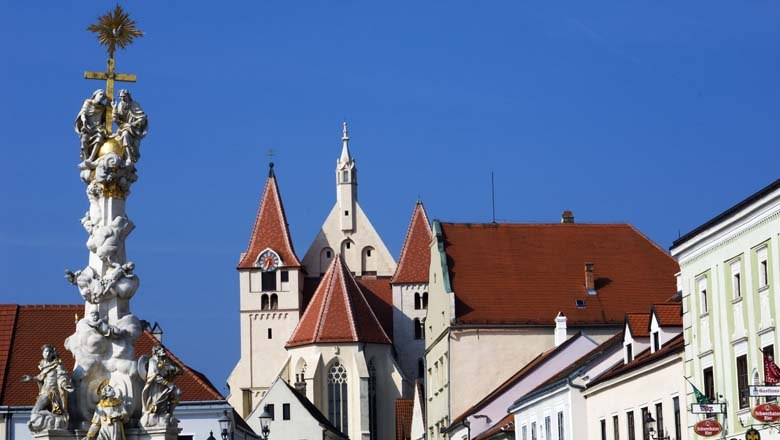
left=340, top=120, right=352, bottom=163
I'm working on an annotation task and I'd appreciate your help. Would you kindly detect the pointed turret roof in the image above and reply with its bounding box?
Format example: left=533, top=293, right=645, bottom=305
left=391, top=200, right=432, bottom=284
left=287, top=254, right=391, bottom=347
left=237, top=163, right=301, bottom=269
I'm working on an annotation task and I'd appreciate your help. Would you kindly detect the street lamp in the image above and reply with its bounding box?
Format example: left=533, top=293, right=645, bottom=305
left=258, top=407, right=273, bottom=440
left=643, top=413, right=669, bottom=440
left=218, top=411, right=232, bottom=440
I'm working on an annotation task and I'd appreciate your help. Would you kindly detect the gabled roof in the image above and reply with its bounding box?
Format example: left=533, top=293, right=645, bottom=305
left=587, top=333, right=684, bottom=388
left=0, top=305, right=223, bottom=407
left=436, top=222, right=679, bottom=326
left=395, top=398, right=414, bottom=440
left=392, top=201, right=432, bottom=284
left=473, top=413, right=514, bottom=440
left=237, top=164, right=301, bottom=269
left=287, top=255, right=391, bottom=347
left=280, top=379, right=345, bottom=438
left=625, top=313, right=651, bottom=338
left=650, top=303, right=682, bottom=327
left=509, top=331, right=624, bottom=411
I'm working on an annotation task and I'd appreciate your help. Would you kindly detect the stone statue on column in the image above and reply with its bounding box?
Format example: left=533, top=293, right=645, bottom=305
left=21, top=345, right=74, bottom=432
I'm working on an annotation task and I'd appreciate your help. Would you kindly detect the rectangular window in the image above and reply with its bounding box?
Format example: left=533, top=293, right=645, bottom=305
left=261, top=271, right=276, bottom=292
left=280, top=270, right=289, bottom=283
left=600, top=419, right=606, bottom=440
left=613, top=415, right=620, bottom=440
left=766, top=345, right=777, bottom=402
left=531, top=422, right=537, bottom=440
left=737, top=354, right=749, bottom=409
left=703, top=367, right=715, bottom=402
left=267, top=328, right=272, bottom=339
left=545, top=416, right=551, bottom=440
left=241, top=389, right=252, bottom=418
left=654, top=403, right=663, bottom=438
left=641, top=408, right=650, bottom=440
left=758, top=247, right=769, bottom=288
left=282, top=403, right=290, bottom=420
left=673, top=397, right=681, bottom=440
left=557, top=411, right=564, bottom=440
left=266, top=404, right=275, bottom=420
left=521, top=426, right=528, bottom=440
left=652, top=332, right=660, bottom=352
left=627, top=411, right=635, bottom=440
left=698, top=277, right=708, bottom=314
left=626, top=344, right=633, bottom=363
left=731, top=260, right=742, bottom=298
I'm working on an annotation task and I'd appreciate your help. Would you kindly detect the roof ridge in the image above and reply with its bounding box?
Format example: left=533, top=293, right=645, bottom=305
left=314, top=261, right=338, bottom=342
left=337, top=256, right=359, bottom=341
left=341, top=255, right=392, bottom=344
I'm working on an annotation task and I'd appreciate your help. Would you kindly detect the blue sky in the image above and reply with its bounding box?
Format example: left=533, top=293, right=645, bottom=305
left=1, top=1, right=779, bottom=394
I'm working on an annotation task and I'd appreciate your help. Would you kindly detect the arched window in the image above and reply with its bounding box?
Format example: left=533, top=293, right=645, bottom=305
left=320, top=247, right=334, bottom=275
left=414, top=318, right=423, bottom=340
left=270, top=294, right=278, bottom=310
left=362, top=246, right=377, bottom=275
left=368, top=360, right=377, bottom=440
left=327, top=361, right=349, bottom=433
left=417, top=358, right=425, bottom=378
left=414, top=292, right=421, bottom=310
left=422, top=292, right=429, bottom=309
left=295, top=359, right=308, bottom=395
left=261, top=294, right=269, bottom=311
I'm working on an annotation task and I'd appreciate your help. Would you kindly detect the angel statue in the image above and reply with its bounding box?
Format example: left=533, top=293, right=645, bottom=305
left=112, top=89, right=147, bottom=163
left=86, top=382, right=128, bottom=440
left=75, top=89, right=108, bottom=161
left=140, top=344, right=182, bottom=427
left=21, top=344, right=74, bottom=432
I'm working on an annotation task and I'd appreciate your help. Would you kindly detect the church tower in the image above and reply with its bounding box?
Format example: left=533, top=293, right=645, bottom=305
left=227, top=163, right=304, bottom=418
left=302, top=123, right=396, bottom=277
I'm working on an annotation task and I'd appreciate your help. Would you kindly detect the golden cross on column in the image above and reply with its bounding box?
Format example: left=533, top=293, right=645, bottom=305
left=84, top=58, right=136, bottom=134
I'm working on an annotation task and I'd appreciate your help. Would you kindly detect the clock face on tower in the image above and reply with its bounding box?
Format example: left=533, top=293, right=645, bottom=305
left=258, top=250, right=280, bottom=272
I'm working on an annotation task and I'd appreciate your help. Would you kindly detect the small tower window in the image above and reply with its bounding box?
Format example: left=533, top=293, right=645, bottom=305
left=414, top=318, right=423, bottom=340
left=262, top=271, right=277, bottom=292
left=417, top=358, right=424, bottom=378
left=281, top=270, right=289, bottom=283
left=261, top=294, right=269, bottom=311
left=342, top=170, right=349, bottom=183
left=270, top=294, right=278, bottom=310
left=326, top=250, right=332, bottom=258
left=267, top=328, right=272, bottom=339
left=344, top=210, right=349, bottom=216
left=414, top=292, right=421, bottom=310
left=422, top=292, right=429, bottom=309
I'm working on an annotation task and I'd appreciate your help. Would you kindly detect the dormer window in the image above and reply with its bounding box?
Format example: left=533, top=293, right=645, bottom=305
left=575, top=299, right=586, bottom=309
left=652, top=331, right=660, bottom=352
left=625, top=344, right=633, bottom=363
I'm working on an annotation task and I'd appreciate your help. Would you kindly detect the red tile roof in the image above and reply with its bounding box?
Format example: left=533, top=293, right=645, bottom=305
left=625, top=313, right=651, bottom=338
left=651, top=303, right=682, bottom=327
left=473, top=413, right=514, bottom=440
left=395, top=398, right=414, bottom=440
left=392, top=201, right=432, bottom=284
left=588, top=333, right=684, bottom=387
left=0, top=305, right=222, bottom=406
left=0, top=305, right=18, bottom=404
left=237, top=165, right=301, bottom=269
left=437, top=222, right=679, bottom=325
left=287, top=255, right=391, bottom=347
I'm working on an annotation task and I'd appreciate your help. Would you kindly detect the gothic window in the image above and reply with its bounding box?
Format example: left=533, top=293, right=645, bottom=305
left=414, top=292, right=421, bottom=310
left=327, top=361, right=348, bottom=433
left=422, top=292, right=428, bottom=309
left=261, top=294, right=269, bottom=311
left=368, top=360, right=377, bottom=440
left=414, top=318, right=423, bottom=340
left=270, top=294, right=278, bottom=310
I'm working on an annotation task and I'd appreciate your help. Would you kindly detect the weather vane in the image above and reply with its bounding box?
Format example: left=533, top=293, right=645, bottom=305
left=84, top=5, right=143, bottom=133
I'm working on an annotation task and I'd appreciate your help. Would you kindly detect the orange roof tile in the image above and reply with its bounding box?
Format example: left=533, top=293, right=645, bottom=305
left=0, top=305, right=18, bottom=404
left=625, top=313, right=651, bottom=338
left=237, top=164, right=301, bottom=269
left=287, top=255, right=391, bottom=347
left=395, top=398, right=414, bottom=440
left=392, top=201, right=432, bottom=284
left=0, top=305, right=222, bottom=406
left=651, top=303, right=682, bottom=327
left=437, top=222, right=679, bottom=325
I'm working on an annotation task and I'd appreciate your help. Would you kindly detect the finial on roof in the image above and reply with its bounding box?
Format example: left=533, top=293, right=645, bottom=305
left=416, top=195, right=422, bottom=205
left=342, top=120, right=349, bottom=140
left=340, top=120, right=352, bottom=163
left=268, top=161, right=275, bottom=177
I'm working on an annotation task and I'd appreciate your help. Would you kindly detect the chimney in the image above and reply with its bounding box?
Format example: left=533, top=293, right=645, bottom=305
left=584, top=262, right=597, bottom=295
left=555, top=312, right=567, bottom=346
left=561, top=210, right=575, bottom=223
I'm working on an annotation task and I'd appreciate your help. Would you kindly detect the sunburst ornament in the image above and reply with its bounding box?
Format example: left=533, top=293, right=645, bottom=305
left=87, top=5, right=143, bottom=58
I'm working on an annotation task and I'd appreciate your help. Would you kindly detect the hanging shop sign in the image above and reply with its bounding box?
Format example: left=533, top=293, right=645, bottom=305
left=693, top=419, right=722, bottom=437
left=745, top=427, right=761, bottom=440
left=752, top=403, right=780, bottom=423
left=749, top=385, right=780, bottom=397
left=690, top=403, right=726, bottom=414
